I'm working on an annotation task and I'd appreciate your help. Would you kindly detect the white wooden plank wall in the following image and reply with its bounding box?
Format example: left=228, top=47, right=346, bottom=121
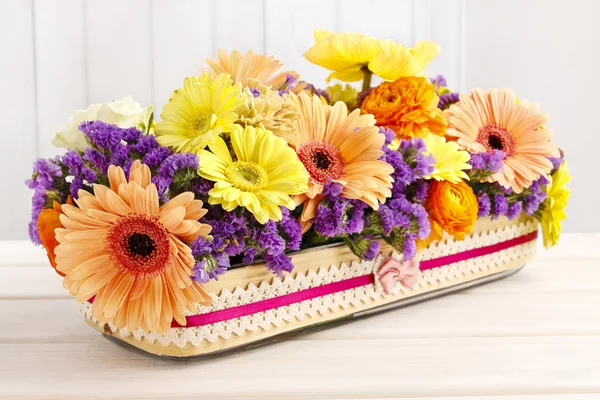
left=0, top=0, right=464, bottom=240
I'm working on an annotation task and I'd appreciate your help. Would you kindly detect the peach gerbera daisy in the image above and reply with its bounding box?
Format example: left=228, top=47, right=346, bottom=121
left=206, top=49, right=299, bottom=90
left=54, top=161, right=213, bottom=333
left=291, top=92, right=394, bottom=231
left=445, top=88, right=560, bottom=193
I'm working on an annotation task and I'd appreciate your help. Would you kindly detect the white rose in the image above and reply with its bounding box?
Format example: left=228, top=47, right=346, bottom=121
left=52, top=96, right=154, bottom=151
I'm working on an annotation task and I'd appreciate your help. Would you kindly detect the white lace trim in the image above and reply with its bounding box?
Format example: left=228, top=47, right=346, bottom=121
left=82, top=220, right=537, bottom=347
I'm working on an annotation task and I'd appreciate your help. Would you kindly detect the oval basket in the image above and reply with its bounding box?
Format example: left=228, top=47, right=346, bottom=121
left=82, top=215, right=538, bottom=358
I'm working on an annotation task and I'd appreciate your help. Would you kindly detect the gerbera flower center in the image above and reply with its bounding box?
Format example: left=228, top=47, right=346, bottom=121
left=297, top=141, right=345, bottom=184
left=106, top=214, right=171, bottom=278
left=127, top=233, right=155, bottom=257
left=225, top=161, right=268, bottom=192
left=190, top=114, right=216, bottom=136
left=477, top=124, right=516, bottom=156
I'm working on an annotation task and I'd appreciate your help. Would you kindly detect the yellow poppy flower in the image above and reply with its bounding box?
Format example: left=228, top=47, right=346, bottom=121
left=304, top=29, right=440, bottom=83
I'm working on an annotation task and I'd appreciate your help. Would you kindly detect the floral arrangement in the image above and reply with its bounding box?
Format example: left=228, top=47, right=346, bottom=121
left=27, top=30, right=570, bottom=334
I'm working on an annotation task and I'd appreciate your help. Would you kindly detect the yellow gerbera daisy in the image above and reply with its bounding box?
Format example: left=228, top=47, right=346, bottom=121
left=155, top=72, right=245, bottom=152
left=535, top=162, right=571, bottom=248
left=304, top=29, right=439, bottom=83
left=198, top=125, right=309, bottom=224
left=422, top=133, right=471, bottom=184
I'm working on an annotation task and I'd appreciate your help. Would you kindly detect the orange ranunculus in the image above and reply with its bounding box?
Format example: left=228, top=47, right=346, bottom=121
left=360, top=76, right=447, bottom=139
left=37, top=197, right=72, bottom=276
left=425, top=180, right=478, bottom=242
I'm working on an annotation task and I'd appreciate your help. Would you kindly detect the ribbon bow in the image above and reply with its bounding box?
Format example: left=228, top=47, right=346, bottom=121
left=376, top=256, right=419, bottom=294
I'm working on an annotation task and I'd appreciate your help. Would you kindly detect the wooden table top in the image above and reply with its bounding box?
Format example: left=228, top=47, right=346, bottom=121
left=1, top=234, right=599, bottom=399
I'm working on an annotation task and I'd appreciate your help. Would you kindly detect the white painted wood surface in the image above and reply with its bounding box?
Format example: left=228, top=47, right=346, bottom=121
left=0, top=233, right=598, bottom=399
left=0, top=0, right=464, bottom=240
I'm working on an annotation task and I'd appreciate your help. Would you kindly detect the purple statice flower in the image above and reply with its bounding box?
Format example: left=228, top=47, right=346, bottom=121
left=242, top=247, right=258, bottom=265
left=26, top=158, right=63, bottom=244
left=279, top=208, right=302, bottom=251
left=27, top=158, right=62, bottom=190
left=153, top=153, right=199, bottom=199
left=492, top=194, right=509, bottom=219
left=205, top=211, right=249, bottom=259
left=236, top=207, right=303, bottom=276
left=430, top=75, right=447, bottom=88
left=313, top=181, right=367, bottom=238
left=83, top=148, right=109, bottom=174
left=364, top=240, right=380, bottom=261
left=109, top=144, right=132, bottom=169
left=278, top=74, right=300, bottom=95
left=438, top=92, right=460, bottom=110
left=478, top=192, right=491, bottom=217
left=413, top=204, right=430, bottom=238
left=264, top=253, right=294, bottom=277
left=250, top=88, right=261, bottom=98
left=79, top=121, right=126, bottom=150
left=413, top=180, right=430, bottom=203
left=507, top=201, right=523, bottom=220
left=523, top=175, right=550, bottom=215
left=257, top=221, right=286, bottom=256
left=403, top=233, right=418, bottom=260
left=357, top=88, right=372, bottom=108
left=142, top=146, right=172, bottom=168
left=131, top=134, right=159, bottom=154
left=61, top=150, right=84, bottom=176
left=190, top=237, right=227, bottom=283
left=28, top=187, right=47, bottom=245
left=548, top=149, right=565, bottom=171
left=192, top=259, right=228, bottom=283
left=468, top=150, right=505, bottom=181
left=379, top=127, right=396, bottom=145
left=304, top=83, right=330, bottom=102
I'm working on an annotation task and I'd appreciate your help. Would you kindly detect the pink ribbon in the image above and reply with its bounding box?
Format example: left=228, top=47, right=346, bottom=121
left=89, top=231, right=538, bottom=328
left=377, top=257, right=420, bottom=294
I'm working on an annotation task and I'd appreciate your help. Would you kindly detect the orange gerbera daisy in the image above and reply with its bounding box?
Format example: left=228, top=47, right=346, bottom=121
left=54, top=161, right=213, bottom=333
left=206, top=49, right=299, bottom=90
left=445, top=89, right=560, bottom=193
left=292, top=92, right=394, bottom=231
left=360, top=76, right=447, bottom=139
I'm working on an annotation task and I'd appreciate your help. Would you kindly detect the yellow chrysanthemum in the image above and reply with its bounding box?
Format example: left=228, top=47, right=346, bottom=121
left=325, top=84, right=359, bottom=110
left=422, top=133, right=471, bottom=183
left=155, top=72, right=245, bottom=152
left=235, top=82, right=301, bottom=146
left=198, top=125, right=308, bottom=224
left=535, top=162, right=571, bottom=248
left=304, top=29, right=439, bottom=82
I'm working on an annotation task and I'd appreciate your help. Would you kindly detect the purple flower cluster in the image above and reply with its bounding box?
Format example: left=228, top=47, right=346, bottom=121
left=438, top=92, right=460, bottom=110
left=244, top=208, right=302, bottom=276
left=430, top=74, right=460, bottom=110
left=190, top=207, right=303, bottom=281
left=476, top=174, right=549, bottom=220
left=374, top=136, right=434, bottom=259
left=430, top=75, right=447, bottom=88
left=152, top=153, right=212, bottom=200
left=25, top=158, right=63, bottom=244
left=190, top=237, right=228, bottom=283
left=313, top=182, right=368, bottom=237
left=79, top=121, right=172, bottom=176
left=278, top=74, right=302, bottom=96
left=468, top=150, right=506, bottom=181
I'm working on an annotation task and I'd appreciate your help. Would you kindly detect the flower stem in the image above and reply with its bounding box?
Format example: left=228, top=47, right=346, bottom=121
left=361, top=68, right=373, bottom=93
